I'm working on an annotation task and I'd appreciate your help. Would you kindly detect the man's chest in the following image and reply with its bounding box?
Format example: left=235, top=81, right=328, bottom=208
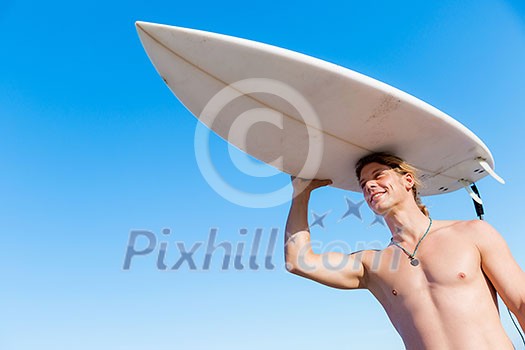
left=368, top=233, right=484, bottom=296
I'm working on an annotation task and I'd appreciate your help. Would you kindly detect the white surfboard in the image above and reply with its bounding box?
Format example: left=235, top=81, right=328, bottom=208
left=136, top=21, right=502, bottom=197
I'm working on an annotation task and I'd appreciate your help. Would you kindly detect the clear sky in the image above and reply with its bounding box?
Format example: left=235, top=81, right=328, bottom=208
left=1, top=0, right=525, bottom=349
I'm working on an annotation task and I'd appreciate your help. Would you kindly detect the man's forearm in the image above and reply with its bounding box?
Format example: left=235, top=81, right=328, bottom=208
left=284, top=177, right=332, bottom=272
left=284, top=191, right=313, bottom=270
left=286, top=191, right=310, bottom=238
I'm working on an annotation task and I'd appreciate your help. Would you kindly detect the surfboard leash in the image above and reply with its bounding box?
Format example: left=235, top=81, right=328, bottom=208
left=470, top=183, right=484, bottom=220
left=508, top=307, right=525, bottom=347
left=471, top=183, right=525, bottom=347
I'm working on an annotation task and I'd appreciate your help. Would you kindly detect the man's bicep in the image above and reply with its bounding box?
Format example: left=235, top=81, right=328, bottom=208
left=476, top=221, right=525, bottom=312
left=290, top=250, right=367, bottom=290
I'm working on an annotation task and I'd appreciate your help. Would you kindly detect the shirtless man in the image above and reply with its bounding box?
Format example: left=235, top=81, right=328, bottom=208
left=285, top=152, right=525, bottom=349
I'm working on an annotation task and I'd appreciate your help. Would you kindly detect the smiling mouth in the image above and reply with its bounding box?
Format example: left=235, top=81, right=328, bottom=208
left=370, top=192, right=386, bottom=203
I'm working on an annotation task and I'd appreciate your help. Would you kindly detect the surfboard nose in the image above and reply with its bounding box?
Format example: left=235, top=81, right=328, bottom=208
left=135, top=21, right=156, bottom=35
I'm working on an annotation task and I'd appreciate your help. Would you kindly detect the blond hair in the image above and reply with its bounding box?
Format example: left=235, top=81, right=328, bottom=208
left=355, top=152, right=429, bottom=217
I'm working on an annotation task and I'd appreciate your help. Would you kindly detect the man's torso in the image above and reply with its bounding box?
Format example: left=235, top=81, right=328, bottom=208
left=361, top=220, right=514, bottom=349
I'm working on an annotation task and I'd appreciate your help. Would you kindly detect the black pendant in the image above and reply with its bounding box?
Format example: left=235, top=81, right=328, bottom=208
left=410, top=258, right=420, bottom=267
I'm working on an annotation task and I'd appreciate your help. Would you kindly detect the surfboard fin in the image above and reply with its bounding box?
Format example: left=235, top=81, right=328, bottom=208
left=477, top=157, right=505, bottom=184
left=460, top=180, right=483, bottom=205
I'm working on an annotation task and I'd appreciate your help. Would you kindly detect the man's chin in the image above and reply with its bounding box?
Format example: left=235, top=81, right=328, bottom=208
left=369, top=204, right=389, bottom=217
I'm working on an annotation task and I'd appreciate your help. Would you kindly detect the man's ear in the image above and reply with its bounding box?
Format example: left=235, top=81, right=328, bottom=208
left=403, top=173, right=415, bottom=191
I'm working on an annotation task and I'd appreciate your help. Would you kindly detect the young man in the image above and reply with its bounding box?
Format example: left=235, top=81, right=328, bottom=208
left=285, top=152, right=525, bottom=349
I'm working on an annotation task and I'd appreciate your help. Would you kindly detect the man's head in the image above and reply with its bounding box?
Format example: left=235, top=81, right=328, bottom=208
left=355, top=152, right=429, bottom=217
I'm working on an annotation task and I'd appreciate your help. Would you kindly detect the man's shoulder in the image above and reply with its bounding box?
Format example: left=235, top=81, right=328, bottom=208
left=351, top=248, right=383, bottom=257
left=355, top=245, right=396, bottom=266
left=432, top=218, right=493, bottom=233
left=425, top=220, right=501, bottom=250
left=433, top=219, right=501, bottom=247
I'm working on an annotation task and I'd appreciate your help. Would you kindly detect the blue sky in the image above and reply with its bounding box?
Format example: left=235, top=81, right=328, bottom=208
left=1, top=0, right=525, bottom=349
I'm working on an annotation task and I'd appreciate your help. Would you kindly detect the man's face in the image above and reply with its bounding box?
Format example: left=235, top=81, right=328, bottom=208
left=358, top=162, right=412, bottom=215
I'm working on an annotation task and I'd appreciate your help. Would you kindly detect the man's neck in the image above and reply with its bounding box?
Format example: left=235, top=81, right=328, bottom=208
left=384, top=203, right=431, bottom=245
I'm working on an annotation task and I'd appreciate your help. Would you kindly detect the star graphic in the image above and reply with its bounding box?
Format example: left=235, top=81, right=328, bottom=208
left=311, top=210, right=331, bottom=229
left=285, top=234, right=298, bottom=247
left=369, top=214, right=386, bottom=227
left=394, top=225, right=404, bottom=235
left=338, top=197, right=364, bottom=222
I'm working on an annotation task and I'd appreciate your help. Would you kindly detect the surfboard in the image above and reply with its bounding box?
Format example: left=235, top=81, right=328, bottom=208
left=135, top=21, right=503, bottom=197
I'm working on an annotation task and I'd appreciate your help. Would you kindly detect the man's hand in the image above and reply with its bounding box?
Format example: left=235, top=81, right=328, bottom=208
left=291, top=176, right=332, bottom=197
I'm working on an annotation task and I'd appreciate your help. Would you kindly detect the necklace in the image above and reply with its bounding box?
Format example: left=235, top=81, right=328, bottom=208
left=390, top=217, right=433, bottom=267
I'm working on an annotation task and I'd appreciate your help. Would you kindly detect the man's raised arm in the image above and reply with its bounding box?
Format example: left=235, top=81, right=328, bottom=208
left=284, top=177, right=368, bottom=290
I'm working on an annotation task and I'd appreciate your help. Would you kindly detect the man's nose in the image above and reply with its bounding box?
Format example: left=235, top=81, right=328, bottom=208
left=364, top=181, right=377, bottom=194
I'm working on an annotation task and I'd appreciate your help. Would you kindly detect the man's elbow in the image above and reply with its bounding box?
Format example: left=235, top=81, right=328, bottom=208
left=285, top=258, right=300, bottom=275
left=285, top=253, right=315, bottom=277
left=509, top=295, right=525, bottom=322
